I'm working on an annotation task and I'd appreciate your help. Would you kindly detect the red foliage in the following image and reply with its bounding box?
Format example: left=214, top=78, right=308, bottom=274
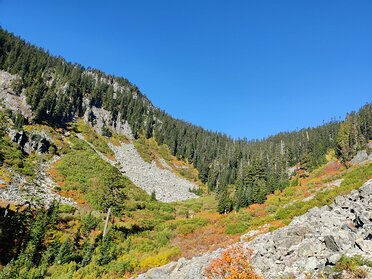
left=203, top=244, right=262, bottom=279
left=323, top=161, right=343, bottom=174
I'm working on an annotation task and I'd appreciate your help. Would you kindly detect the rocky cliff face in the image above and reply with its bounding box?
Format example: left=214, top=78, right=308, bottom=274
left=0, top=70, right=33, bottom=119
left=135, top=178, right=372, bottom=279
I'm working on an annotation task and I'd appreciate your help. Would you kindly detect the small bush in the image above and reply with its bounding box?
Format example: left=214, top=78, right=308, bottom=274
left=81, top=213, right=99, bottom=235
left=335, top=255, right=372, bottom=272
left=203, top=244, right=262, bottom=279
left=139, top=246, right=181, bottom=269
left=226, top=222, right=249, bottom=235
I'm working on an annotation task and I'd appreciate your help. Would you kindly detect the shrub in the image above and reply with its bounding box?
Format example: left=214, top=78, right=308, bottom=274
left=203, top=244, right=262, bottom=279
left=283, top=186, right=296, bottom=197
left=226, top=222, right=249, bottom=235
left=176, top=223, right=197, bottom=235
left=335, top=255, right=372, bottom=273
left=81, top=212, right=99, bottom=235
left=58, top=204, right=75, bottom=214
left=139, top=246, right=180, bottom=269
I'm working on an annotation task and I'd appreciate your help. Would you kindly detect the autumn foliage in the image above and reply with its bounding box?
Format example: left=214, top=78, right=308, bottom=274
left=203, top=244, right=262, bottom=279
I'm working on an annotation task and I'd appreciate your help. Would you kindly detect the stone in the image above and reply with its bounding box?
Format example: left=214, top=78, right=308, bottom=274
left=324, top=235, right=340, bottom=252
left=360, top=181, right=372, bottom=198
left=328, top=253, right=341, bottom=265
left=334, top=196, right=346, bottom=207
left=298, top=239, right=324, bottom=258
left=304, top=257, right=319, bottom=272
left=0, top=70, right=33, bottom=120
left=0, top=156, right=75, bottom=207
left=351, top=150, right=369, bottom=164
left=356, top=238, right=372, bottom=253
left=9, top=129, right=52, bottom=155
left=37, top=138, right=50, bottom=153
left=356, top=213, right=371, bottom=227
left=109, top=141, right=198, bottom=202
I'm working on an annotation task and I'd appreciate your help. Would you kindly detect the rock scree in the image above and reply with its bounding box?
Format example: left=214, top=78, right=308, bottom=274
left=110, top=142, right=198, bottom=202
left=0, top=157, right=75, bottom=207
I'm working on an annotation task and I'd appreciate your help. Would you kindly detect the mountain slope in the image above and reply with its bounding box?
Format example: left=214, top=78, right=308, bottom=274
left=2, top=27, right=371, bottom=210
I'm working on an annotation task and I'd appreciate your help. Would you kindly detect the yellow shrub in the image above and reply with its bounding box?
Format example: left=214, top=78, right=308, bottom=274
left=139, top=247, right=181, bottom=269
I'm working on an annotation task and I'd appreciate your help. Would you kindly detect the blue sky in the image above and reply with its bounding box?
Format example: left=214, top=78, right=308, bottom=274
left=1, top=1, right=371, bottom=139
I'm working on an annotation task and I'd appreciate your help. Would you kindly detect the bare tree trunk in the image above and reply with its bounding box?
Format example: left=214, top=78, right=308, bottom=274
left=103, top=207, right=111, bottom=239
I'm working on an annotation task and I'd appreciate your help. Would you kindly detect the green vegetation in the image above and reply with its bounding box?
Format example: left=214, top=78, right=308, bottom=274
left=53, top=137, right=132, bottom=212
left=334, top=255, right=372, bottom=277
left=74, top=119, right=115, bottom=159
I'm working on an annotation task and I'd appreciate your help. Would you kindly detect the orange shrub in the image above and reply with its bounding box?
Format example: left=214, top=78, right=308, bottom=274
left=203, top=244, right=262, bottom=279
left=303, top=191, right=311, bottom=197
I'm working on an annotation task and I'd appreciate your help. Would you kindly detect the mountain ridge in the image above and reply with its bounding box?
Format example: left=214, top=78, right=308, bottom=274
left=3, top=27, right=371, bottom=207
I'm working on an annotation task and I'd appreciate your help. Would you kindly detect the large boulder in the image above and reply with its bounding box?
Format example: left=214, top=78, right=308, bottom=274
left=351, top=150, right=371, bottom=165
left=9, top=129, right=52, bottom=155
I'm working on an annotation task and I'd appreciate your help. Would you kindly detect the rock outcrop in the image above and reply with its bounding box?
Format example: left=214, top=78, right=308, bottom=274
left=0, top=70, right=33, bottom=120
left=351, top=150, right=372, bottom=165
left=9, top=129, right=52, bottom=155
left=135, top=179, right=372, bottom=278
left=83, top=103, right=132, bottom=138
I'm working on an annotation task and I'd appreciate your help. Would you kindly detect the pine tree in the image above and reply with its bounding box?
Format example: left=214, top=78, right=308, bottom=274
left=217, top=189, right=233, bottom=214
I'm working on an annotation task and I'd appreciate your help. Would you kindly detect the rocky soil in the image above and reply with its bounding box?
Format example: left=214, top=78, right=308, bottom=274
left=135, top=178, right=372, bottom=279
left=76, top=131, right=198, bottom=202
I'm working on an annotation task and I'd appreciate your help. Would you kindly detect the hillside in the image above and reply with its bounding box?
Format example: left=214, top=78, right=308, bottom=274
left=137, top=178, right=372, bottom=279
left=0, top=27, right=372, bottom=279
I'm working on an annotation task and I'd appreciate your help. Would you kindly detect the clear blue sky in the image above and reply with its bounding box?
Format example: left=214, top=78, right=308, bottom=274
left=1, top=1, right=371, bottom=139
